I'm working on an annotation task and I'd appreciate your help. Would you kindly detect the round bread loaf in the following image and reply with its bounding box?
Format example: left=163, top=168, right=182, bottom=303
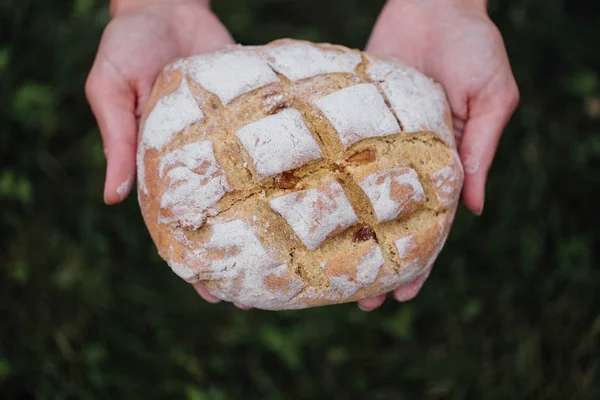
left=136, top=39, right=464, bottom=310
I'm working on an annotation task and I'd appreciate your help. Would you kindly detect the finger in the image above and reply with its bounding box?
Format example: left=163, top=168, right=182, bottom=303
left=234, top=303, right=252, bottom=311
left=192, top=282, right=222, bottom=303
left=85, top=59, right=138, bottom=205
left=459, top=78, right=520, bottom=214
left=393, top=268, right=432, bottom=302
left=357, top=293, right=387, bottom=311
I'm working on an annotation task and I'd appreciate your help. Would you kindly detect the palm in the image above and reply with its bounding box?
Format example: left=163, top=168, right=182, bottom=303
left=94, top=14, right=191, bottom=118
left=419, top=10, right=516, bottom=146
left=367, top=1, right=518, bottom=211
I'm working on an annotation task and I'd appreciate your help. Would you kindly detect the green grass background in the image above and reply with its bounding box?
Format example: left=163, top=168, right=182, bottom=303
left=1, top=0, right=599, bottom=398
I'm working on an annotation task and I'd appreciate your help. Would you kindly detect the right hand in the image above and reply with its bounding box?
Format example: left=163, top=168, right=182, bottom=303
left=85, top=0, right=234, bottom=305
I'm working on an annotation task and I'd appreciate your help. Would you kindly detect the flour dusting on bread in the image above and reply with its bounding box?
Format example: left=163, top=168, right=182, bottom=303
left=138, top=79, right=204, bottom=194
left=142, top=79, right=203, bottom=150
left=430, top=150, right=464, bottom=208
left=235, top=108, right=323, bottom=179
left=137, top=39, right=463, bottom=310
left=270, top=181, right=358, bottom=251
left=189, top=220, right=305, bottom=309
left=263, top=40, right=362, bottom=81
left=186, top=47, right=279, bottom=105
left=367, top=56, right=454, bottom=146
left=314, top=83, right=400, bottom=147
left=158, top=141, right=232, bottom=230
left=358, top=168, right=426, bottom=223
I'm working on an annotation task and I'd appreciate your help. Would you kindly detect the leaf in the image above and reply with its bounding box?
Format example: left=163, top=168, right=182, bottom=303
left=73, top=0, right=94, bottom=17
left=0, top=47, right=10, bottom=73
left=0, top=358, right=11, bottom=379
left=185, top=387, right=209, bottom=400
left=185, top=387, right=227, bottom=400
left=384, top=306, right=413, bottom=340
left=462, top=298, right=483, bottom=322
left=84, top=343, right=107, bottom=366
left=295, top=27, right=324, bottom=43
left=261, top=325, right=301, bottom=369
left=565, top=69, right=598, bottom=96
left=7, top=262, right=29, bottom=283
left=11, top=83, right=57, bottom=133
left=0, top=170, right=33, bottom=203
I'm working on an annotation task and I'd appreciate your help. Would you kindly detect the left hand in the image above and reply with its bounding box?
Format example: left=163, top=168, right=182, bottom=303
left=357, top=0, right=520, bottom=311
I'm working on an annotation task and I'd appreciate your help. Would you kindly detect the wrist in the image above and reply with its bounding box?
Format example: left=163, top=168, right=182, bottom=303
left=386, top=0, right=487, bottom=13
left=110, top=0, right=210, bottom=18
left=457, top=0, right=487, bottom=12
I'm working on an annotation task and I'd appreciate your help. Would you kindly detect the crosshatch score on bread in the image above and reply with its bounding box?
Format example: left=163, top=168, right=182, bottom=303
left=136, top=38, right=464, bottom=310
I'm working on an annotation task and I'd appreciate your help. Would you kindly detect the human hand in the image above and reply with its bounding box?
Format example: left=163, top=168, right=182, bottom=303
left=85, top=0, right=234, bottom=305
left=86, top=0, right=234, bottom=205
left=357, top=0, right=520, bottom=311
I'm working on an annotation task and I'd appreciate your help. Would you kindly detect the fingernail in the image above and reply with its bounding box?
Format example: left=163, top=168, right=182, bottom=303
left=116, top=174, right=134, bottom=201
left=103, top=192, right=112, bottom=205
left=358, top=304, right=372, bottom=312
left=103, top=185, right=116, bottom=205
left=394, top=286, right=421, bottom=302
left=394, top=292, right=413, bottom=302
left=474, top=205, right=484, bottom=217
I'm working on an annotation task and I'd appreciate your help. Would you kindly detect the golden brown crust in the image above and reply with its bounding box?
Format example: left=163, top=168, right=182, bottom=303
left=136, top=39, right=463, bottom=310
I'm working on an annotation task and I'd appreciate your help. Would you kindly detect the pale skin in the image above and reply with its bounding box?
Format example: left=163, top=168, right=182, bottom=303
left=86, top=0, right=519, bottom=311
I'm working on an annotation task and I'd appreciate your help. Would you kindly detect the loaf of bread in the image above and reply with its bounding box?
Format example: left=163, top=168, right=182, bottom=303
left=136, top=39, right=464, bottom=310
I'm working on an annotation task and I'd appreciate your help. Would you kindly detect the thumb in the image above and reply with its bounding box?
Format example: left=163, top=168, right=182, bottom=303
left=459, top=76, right=520, bottom=214
left=85, top=58, right=138, bottom=205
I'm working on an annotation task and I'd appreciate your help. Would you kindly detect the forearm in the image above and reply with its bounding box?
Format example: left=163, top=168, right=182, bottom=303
left=110, top=0, right=210, bottom=17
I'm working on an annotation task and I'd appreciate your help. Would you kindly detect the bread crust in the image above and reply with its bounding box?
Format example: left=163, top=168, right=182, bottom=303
left=136, top=39, right=464, bottom=310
